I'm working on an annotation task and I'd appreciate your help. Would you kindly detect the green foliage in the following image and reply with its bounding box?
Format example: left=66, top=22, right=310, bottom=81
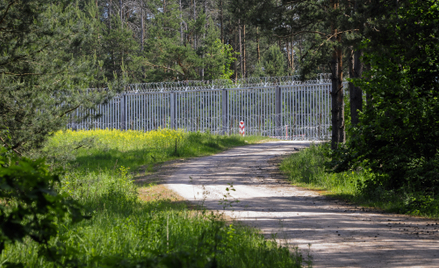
left=140, top=2, right=237, bottom=82
left=202, top=18, right=237, bottom=80
left=262, top=45, right=287, bottom=77
left=142, top=1, right=198, bottom=81
left=331, top=0, right=439, bottom=194
left=251, top=61, right=266, bottom=78
left=0, top=0, right=116, bottom=154
left=280, top=144, right=368, bottom=195
left=240, top=0, right=360, bottom=79
left=0, top=148, right=88, bottom=266
left=281, top=144, right=439, bottom=218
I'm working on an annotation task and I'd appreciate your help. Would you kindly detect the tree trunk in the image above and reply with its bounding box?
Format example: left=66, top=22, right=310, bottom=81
left=140, top=6, right=144, bottom=52
left=239, top=20, right=243, bottom=77
left=202, top=0, right=207, bottom=80
left=119, top=0, right=123, bottom=27
left=291, top=36, right=295, bottom=73
left=220, top=0, right=224, bottom=43
left=365, top=63, right=372, bottom=109
left=180, top=0, right=183, bottom=43
left=108, top=0, right=112, bottom=32
left=234, top=27, right=238, bottom=80
left=109, top=0, right=115, bottom=70
left=243, top=24, right=246, bottom=78
left=257, top=27, right=260, bottom=62
left=119, top=0, right=124, bottom=66
left=350, top=49, right=363, bottom=126
left=350, top=0, right=363, bottom=126
left=286, top=39, right=291, bottom=71
left=193, top=0, right=197, bottom=50
left=331, top=0, right=344, bottom=149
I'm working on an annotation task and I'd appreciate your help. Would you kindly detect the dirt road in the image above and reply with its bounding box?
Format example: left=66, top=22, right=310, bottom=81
left=164, top=141, right=439, bottom=267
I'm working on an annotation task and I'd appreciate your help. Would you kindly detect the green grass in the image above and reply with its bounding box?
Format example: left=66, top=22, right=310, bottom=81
left=43, top=129, right=275, bottom=173
left=280, top=143, right=439, bottom=218
left=2, top=130, right=308, bottom=267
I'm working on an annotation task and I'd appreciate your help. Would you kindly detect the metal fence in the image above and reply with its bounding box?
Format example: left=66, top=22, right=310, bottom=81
left=68, top=79, right=335, bottom=141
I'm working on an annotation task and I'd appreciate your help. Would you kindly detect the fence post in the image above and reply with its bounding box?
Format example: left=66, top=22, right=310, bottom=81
left=275, top=86, right=282, bottom=137
left=222, top=88, right=228, bottom=135
left=121, top=93, right=127, bottom=131
left=120, top=93, right=124, bottom=130
left=170, top=92, right=175, bottom=129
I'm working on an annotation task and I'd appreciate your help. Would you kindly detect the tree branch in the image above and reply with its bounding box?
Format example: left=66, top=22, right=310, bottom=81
left=0, top=135, right=22, bottom=156
left=0, top=1, right=17, bottom=26
left=59, top=104, right=81, bottom=118
left=301, top=29, right=359, bottom=61
left=144, top=61, right=185, bottom=76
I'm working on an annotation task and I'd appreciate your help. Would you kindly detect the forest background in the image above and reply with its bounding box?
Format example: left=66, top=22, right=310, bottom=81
left=72, top=0, right=302, bottom=84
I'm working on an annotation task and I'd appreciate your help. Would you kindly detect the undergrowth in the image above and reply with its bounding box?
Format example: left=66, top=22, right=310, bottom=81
left=280, top=143, right=439, bottom=218
left=1, top=129, right=308, bottom=267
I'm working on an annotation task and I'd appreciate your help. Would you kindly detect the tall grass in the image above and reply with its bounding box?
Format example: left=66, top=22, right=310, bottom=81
left=280, top=144, right=369, bottom=197
left=280, top=144, right=439, bottom=218
left=44, top=129, right=272, bottom=172
left=2, top=129, right=307, bottom=267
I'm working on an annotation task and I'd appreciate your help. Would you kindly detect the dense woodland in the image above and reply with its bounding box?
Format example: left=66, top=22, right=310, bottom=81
left=70, top=0, right=304, bottom=84
left=1, top=0, right=439, bottom=266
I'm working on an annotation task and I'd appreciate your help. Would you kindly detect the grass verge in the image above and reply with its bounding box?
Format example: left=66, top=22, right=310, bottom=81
left=2, top=129, right=309, bottom=267
left=280, top=143, right=439, bottom=218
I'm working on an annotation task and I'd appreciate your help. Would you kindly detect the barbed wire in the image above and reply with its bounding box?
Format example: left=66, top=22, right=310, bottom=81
left=124, top=74, right=333, bottom=93
left=85, top=74, right=334, bottom=94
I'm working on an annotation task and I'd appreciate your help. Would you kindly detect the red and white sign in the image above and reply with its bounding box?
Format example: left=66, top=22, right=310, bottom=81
left=239, top=121, right=245, bottom=136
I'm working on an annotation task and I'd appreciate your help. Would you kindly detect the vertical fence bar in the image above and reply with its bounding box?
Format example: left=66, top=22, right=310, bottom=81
left=120, top=93, right=125, bottom=131
left=222, top=88, right=228, bottom=135
left=170, top=92, right=175, bottom=129
left=275, top=86, right=281, bottom=137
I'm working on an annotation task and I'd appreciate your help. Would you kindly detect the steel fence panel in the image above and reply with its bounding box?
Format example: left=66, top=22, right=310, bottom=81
left=69, top=80, right=336, bottom=140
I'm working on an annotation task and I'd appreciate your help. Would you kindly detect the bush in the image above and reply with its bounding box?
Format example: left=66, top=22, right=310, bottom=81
left=280, top=144, right=369, bottom=195
left=0, top=148, right=88, bottom=266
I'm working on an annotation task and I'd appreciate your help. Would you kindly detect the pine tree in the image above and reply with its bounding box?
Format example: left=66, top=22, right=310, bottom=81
left=0, top=0, right=113, bottom=154
left=262, top=45, right=287, bottom=77
left=201, top=18, right=236, bottom=80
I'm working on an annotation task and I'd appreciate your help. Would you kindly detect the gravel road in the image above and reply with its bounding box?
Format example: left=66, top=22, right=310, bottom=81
left=164, top=141, right=439, bottom=267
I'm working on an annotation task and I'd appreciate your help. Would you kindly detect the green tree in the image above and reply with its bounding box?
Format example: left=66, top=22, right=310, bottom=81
left=0, top=0, right=116, bottom=155
left=141, top=1, right=237, bottom=82
left=332, top=0, right=439, bottom=194
left=252, top=61, right=266, bottom=77
left=202, top=18, right=237, bottom=80
left=262, top=45, right=287, bottom=77
left=0, top=1, right=96, bottom=264
left=142, top=0, right=197, bottom=81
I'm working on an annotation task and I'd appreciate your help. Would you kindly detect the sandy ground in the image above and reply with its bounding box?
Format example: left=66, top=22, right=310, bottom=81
left=157, top=141, right=439, bottom=267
